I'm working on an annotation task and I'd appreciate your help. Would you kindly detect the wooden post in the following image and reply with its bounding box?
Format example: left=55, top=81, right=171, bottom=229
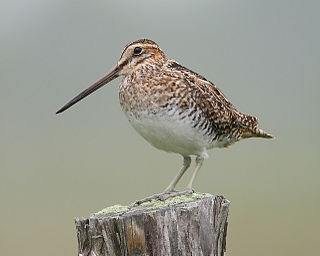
left=75, top=193, right=230, bottom=256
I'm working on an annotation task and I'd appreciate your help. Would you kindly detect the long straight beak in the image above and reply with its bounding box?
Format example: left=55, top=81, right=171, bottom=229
left=56, top=65, right=120, bottom=114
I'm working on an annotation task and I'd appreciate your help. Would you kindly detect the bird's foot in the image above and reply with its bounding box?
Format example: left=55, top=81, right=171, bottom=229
left=133, top=189, right=194, bottom=206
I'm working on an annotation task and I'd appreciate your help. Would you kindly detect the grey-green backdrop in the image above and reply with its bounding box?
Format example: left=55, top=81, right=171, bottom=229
left=1, top=0, right=319, bottom=255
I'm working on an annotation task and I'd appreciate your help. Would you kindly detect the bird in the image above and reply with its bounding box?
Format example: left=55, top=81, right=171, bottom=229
left=56, top=39, right=273, bottom=201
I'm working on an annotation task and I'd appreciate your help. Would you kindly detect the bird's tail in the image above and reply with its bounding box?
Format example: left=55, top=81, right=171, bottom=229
left=242, top=127, right=274, bottom=139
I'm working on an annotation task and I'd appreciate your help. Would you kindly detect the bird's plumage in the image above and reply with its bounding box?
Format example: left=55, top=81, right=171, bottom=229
left=118, top=39, right=272, bottom=158
left=57, top=39, right=273, bottom=192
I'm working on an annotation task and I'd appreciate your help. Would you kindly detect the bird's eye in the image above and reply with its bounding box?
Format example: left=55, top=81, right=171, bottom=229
left=134, top=47, right=142, bottom=55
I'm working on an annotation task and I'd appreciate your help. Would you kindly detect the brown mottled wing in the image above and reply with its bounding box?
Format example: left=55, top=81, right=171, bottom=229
left=187, top=78, right=244, bottom=138
left=167, top=61, right=258, bottom=136
left=192, top=79, right=275, bottom=139
left=194, top=78, right=259, bottom=128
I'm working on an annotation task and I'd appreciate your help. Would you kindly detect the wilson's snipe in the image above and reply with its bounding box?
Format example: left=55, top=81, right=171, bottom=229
left=57, top=39, right=273, bottom=199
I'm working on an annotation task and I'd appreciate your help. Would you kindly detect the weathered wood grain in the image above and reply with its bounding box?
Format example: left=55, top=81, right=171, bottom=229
left=75, top=193, right=229, bottom=256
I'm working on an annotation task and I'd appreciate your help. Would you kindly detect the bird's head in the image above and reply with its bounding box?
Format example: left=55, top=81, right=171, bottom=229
left=56, top=39, right=165, bottom=114
left=117, top=39, right=166, bottom=75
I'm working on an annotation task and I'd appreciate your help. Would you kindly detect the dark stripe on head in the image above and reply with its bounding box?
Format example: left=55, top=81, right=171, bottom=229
left=120, top=39, right=159, bottom=58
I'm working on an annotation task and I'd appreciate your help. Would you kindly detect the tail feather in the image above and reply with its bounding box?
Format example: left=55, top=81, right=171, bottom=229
left=254, top=128, right=274, bottom=139
left=239, top=114, right=274, bottom=139
left=242, top=127, right=274, bottom=139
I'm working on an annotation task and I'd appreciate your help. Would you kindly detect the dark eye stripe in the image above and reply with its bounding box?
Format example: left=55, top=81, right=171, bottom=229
left=134, top=47, right=142, bottom=55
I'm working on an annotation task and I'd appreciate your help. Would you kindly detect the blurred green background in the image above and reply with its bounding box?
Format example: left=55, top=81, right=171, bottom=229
left=1, top=0, right=319, bottom=255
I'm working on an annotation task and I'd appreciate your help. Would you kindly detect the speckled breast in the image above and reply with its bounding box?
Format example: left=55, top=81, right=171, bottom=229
left=118, top=73, right=233, bottom=157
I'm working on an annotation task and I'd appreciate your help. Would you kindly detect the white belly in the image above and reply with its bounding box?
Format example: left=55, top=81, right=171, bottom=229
left=124, top=110, right=210, bottom=158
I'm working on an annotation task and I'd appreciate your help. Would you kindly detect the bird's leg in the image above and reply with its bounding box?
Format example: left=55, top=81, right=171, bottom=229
left=150, top=156, right=204, bottom=202
left=164, top=156, right=191, bottom=192
left=187, top=156, right=204, bottom=190
left=133, top=156, right=192, bottom=206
